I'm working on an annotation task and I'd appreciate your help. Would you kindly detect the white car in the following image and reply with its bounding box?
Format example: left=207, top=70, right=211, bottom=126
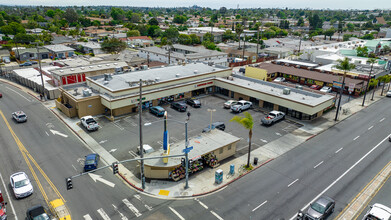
left=261, top=111, right=285, bottom=125
left=231, top=100, right=252, bottom=113
left=80, top=115, right=99, bottom=131
left=386, top=90, right=391, bottom=97
left=320, top=86, right=332, bottom=93
left=273, top=77, right=286, bottom=82
left=224, top=100, right=238, bottom=109
left=10, top=172, right=33, bottom=199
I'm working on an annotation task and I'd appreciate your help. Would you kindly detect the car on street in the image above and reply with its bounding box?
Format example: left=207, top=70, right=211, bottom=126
left=12, top=111, right=27, bottom=123
left=80, top=115, right=99, bottom=131
left=84, top=153, right=100, bottom=172
left=26, top=205, right=51, bottom=220
left=310, top=85, right=322, bottom=90
left=202, top=122, right=226, bottom=132
left=186, top=98, right=201, bottom=108
left=386, top=90, right=391, bottom=97
left=231, top=100, right=252, bottom=113
left=171, top=102, right=187, bottom=112
left=261, top=111, right=285, bottom=125
left=149, top=106, right=166, bottom=116
left=362, top=203, right=391, bottom=220
left=26, top=60, right=38, bottom=64
left=320, top=86, right=332, bottom=93
left=273, top=77, right=286, bottom=82
left=304, top=195, right=335, bottom=220
left=224, top=100, right=238, bottom=109
left=10, top=172, right=33, bottom=199
left=19, top=62, right=33, bottom=67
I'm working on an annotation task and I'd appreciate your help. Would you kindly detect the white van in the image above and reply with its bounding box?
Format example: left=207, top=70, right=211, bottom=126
left=362, top=203, right=391, bottom=220
left=137, top=144, right=154, bottom=155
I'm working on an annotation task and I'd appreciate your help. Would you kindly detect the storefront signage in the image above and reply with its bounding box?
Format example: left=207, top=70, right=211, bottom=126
left=332, top=81, right=343, bottom=89
left=348, top=83, right=355, bottom=92
left=195, top=81, right=213, bottom=88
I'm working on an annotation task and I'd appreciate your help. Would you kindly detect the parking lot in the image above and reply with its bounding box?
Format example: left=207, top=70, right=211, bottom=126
left=86, top=95, right=302, bottom=175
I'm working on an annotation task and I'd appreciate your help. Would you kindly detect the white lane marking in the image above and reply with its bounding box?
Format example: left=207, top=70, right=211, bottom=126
left=0, top=170, right=18, bottom=220
left=368, top=126, right=373, bottom=130
left=260, top=139, right=268, bottom=143
left=145, top=204, right=153, bottom=211
left=289, top=135, right=390, bottom=220
left=194, top=198, right=208, bottom=209
left=97, top=208, right=111, bottom=220
left=72, top=164, right=77, bottom=171
left=380, top=118, right=385, bottom=122
left=109, top=148, right=117, bottom=153
left=83, top=214, right=93, bottom=220
left=287, top=179, right=299, bottom=187
left=45, top=131, right=49, bottom=136
left=50, top=129, right=68, bottom=137
left=113, top=121, right=125, bottom=130
left=123, top=198, right=142, bottom=217
left=169, top=207, right=185, bottom=220
left=210, top=210, right=224, bottom=220
left=129, top=151, right=138, bottom=157
left=5, top=86, right=32, bottom=102
left=112, top=204, right=128, bottom=220
left=157, top=140, right=163, bottom=145
left=335, top=147, right=343, bottom=154
left=99, top=140, right=108, bottom=144
left=353, top=136, right=360, bottom=140
left=171, top=137, right=179, bottom=142
left=134, top=194, right=142, bottom=200
left=313, top=161, right=324, bottom=169
left=252, top=200, right=268, bottom=212
left=276, top=132, right=282, bottom=136
left=89, top=173, right=115, bottom=187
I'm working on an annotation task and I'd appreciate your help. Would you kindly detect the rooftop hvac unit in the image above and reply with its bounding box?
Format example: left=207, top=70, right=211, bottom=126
left=194, top=70, right=198, bottom=74
left=283, top=88, right=291, bottom=95
left=155, top=77, right=160, bottom=82
left=83, top=89, right=92, bottom=97
left=175, top=73, right=181, bottom=77
left=141, top=65, right=148, bottom=70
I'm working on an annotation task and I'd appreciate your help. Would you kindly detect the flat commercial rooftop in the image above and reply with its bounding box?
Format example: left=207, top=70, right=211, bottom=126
left=144, top=129, right=241, bottom=167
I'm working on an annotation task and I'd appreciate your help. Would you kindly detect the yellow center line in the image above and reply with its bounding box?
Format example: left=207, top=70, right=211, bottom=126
left=0, top=110, right=66, bottom=206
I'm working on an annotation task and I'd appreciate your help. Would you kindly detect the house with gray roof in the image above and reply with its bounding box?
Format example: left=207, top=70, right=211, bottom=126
left=44, top=44, right=75, bottom=59
left=73, top=42, right=103, bottom=55
left=16, top=47, right=50, bottom=61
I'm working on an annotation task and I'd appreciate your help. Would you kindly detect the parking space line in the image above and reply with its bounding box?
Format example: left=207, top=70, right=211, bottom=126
left=313, top=161, right=324, bottom=169
left=335, top=147, right=343, bottom=154
left=129, top=151, right=138, bottom=157
left=83, top=214, right=93, bottom=220
left=368, top=126, right=373, bottom=130
left=112, top=121, right=125, bottom=130
left=353, top=136, right=360, bottom=140
left=169, top=207, right=185, bottom=220
left=122, top=199, right=142, bottom=217
left=380, top=118, right=385, bottom=122
left=287, top=179, right=299, bottom=187
left=259, top=139, right=268, bottom=143
left=194, top=198, right=208, bottom=209
left=275, top=132, right=282, bottom=136
left=210, top=211, right=224, bottom=220
left=252, top=200, right=267, bottom=212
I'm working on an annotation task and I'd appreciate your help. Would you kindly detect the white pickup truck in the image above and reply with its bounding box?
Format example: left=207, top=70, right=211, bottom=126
left=80, top=115, right=99, bottom=131
left=230, top=100, right=252, bottom=113
left=261, top=111, right=285, bottom=125
left=362, top=203, right=391, bottom=220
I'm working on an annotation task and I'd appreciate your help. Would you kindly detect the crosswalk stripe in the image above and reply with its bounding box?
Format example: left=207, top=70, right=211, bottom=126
left=83, top=214, right=93, bottom=220
left=122, top=198, right=142, bottom=217
left=97, top=208, right=111, bottom=220
left=169, top=207, right=185, bottom=220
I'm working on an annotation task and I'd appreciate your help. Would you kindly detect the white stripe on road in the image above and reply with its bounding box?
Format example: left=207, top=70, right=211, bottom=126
left=169, top=207, right=185, bottom=220
left=335, top=147, right=343, bottom=154
left=368, top=126, right=373, bottom=130
left=353, top=136, right=360, bottom=140
left=6, top=86, right=32, bottom=102
left=97, top=208, right=111, bottom=220
left=0, top=170, right=18, bottom=220
left=113, top=121, right=125, bottom=130
left=260, top=139, right=268, bottom=143
left=380, top=118, right=385, bottom=122
left=287, top=179, right=299, bottom=187
left=112, top=204, right=128, bottom=220
left=83, top=214, right=93, bottom=220
left=122, top=198, right=142, bottom=217
left=252, top=200, right=267, bottom=212
left=194, top=198, right=208, bottom=209
left=210, top=210, right=224, bottom=220
left=314, top=161, right=324, bottom=169
left=289, top=135, right=390, bottom=220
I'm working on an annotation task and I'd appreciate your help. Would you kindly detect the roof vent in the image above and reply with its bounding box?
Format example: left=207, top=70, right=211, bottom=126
left=81, top=67, right=85, bottom=70
left=114, top=63, right=118, bottom=65
left=98, top=65, right=102, bottom=67
left=194, top=70, right=198, bottom=74
left=106, top=64, right=110, bottom=66
left=70, top=68, right=75, bottom=71
left=89, top=66, right=93, bottom=69
left=155, top=77, right=160, bottom=82
left=60, top=70, right=64, bottom=73
left=176, top=73, right=181, bottom=77
left=283, top=88, right=291, bottom=95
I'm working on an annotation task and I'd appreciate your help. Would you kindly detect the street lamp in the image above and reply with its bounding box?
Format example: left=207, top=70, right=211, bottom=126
left=207, top=109, right=216, bottom=132
left=144, top=114, right=190, bottom=189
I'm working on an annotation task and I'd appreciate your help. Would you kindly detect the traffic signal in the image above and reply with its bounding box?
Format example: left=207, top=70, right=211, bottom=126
left=66, top=177, right=73, bottom=190
left=112, top=162, right=119, bottom=174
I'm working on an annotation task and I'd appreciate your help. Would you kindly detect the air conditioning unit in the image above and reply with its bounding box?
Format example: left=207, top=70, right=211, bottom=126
left=83, top=89, right=92, bottom=97
left=283, top=88, right=291, bottom=95
left=295, top=85, right=303, bottom=90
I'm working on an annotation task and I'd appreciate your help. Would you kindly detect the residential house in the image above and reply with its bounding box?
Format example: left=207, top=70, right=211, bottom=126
left=44, top=44, right=75, bottom=59
left=16, top=48, right=50, bottom=62
left=73, top=42, right=103, bottom=55
left=373, top=17, right=387, bottom=25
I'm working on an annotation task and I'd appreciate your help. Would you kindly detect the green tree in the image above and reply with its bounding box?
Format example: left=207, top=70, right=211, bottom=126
left=63, top=8, right=78, bottom=23
left=189, top=34, right=200, bottom=45
left=127, top=30, right=140, bottom=37
left=14, top=33, right=36, bottom=44
left=347, top=23, right=355, bottom=32
left=369, top=78, right=379, bottom=100
left=235, top=23, right=244, bottom=49
left=324, top=28, right=336, bottom=40
left=309, top=13, right=322, bottom=31
left=203, top=32, right=214, bottom=42
left=148, top=18, right=159, bottom=26
left=178, top=34, right=191, bottom=45
left=110, top=7, right=125, bottom=21
left=173, top=15, right=187, bottom=24
left=223, top=30, right=235, bottom=41
left=297, top=17, right=304, bottom=26
left=334, top=58, right=356, bottom=120
left=163, top=26, right=179, bottom=43
left=130, top=13, right=141, bottom=23
left=343, top=34, right=353, bottom=41
left=1, top=22, right=26, bottom=35
left=383, top=45, right=391, bottom=54
left=101, top=38, right=126, bottom=54
left=356, top=46, right=369, bottom=57
left=378, top=75, right=391, bottom=96
left=46, top=9, right=55, bottom=18
left=230, top=112, right=254, bottom=168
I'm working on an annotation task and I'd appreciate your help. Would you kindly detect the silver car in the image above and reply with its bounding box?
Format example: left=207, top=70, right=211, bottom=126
left=304, top=196, right=335, bottom=220
left=12, top=111, right=27, bottom=123
left=224, top=100, right=238, bottom=109
left=261, top=111, right=285, bottom=125
left=10, top=172, right=34, bottom=199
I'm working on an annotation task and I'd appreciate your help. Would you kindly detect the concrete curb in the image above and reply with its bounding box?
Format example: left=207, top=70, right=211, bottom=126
left=118, top=173, right=144, bottom=192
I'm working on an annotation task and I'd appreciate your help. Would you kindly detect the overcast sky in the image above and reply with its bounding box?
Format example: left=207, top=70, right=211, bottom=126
left=0, top=0, right=390, bottom=10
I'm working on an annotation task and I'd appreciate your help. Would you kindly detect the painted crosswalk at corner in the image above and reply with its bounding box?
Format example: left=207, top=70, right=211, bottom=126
left=83, top=214, right=93, bottom=220
left=123, top=198, right=142, bottom=217
left=97, top=208, right=111, bottom=220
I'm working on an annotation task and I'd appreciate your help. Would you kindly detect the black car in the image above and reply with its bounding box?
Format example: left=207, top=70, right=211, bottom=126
left=171, top=102, right=187, bottom=112
left=202, top=122, right=225, bottom=132
left=186, top=98, right=201, bottom=108
left=26, top=205, right=51, bottom=220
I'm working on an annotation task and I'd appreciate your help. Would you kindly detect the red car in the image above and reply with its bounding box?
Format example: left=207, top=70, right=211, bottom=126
left=310, top=85, right=322, bottom=90
left=0, top=92, right=2, bottom=98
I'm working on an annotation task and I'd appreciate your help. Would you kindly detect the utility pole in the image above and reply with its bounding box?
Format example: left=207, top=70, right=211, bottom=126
left=139, top=79, right=145, bottom=189
left=256, top=25, right=260, bottom=60
left=207, top=109, right=216, bottom=131
left=184, top=121, right=189, bottom=189
left=362, top=62, right=374, bottom=106
left=335, top=72, right=347, bottom=121
left=242, top=33, right=246, bottom=61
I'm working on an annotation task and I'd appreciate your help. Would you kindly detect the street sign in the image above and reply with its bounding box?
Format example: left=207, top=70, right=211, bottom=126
left=183, top=146, right=193, bottom=154
left=333, top=81, right=343, bottom=89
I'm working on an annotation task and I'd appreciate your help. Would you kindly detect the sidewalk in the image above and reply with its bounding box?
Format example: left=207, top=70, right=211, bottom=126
left=1, top=78, right=388, bottom=201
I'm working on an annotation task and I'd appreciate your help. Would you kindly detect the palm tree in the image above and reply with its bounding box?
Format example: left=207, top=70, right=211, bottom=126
left=362, top=58, right=377, bottom=106
left=230, top=112, right=254, bottom=168
left=334, top=57, right=356, bottom=121
left=378, top=75, right=391, bottom=96
left=235, top=23, right=244, bottom=49
left=370, top=78, right=379, bottom=100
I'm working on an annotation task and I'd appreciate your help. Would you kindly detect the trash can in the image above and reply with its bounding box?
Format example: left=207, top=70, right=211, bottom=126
left=254, top=157, right=258, bottom=165
left=229, top=164, right=235, bottom=174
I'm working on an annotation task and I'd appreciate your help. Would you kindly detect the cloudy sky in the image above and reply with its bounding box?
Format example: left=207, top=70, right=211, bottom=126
left=0, top=0, right=389, bottom=10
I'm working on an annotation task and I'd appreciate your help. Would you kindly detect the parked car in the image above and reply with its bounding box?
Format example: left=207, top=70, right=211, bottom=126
left=362, top=203, right=391, bottom=220
left=202, top=122, right=226, bottom=133
left=386, top=90, right=391, bottom=97
left=310, top=85, right=322, bottom=90
left=239, top=67, right=245, bottom=73
left=10, top=172, right=33, bottom=199
left=84, top=153, right=100, bottom=172
left=231, top=100, right=252, bottom=113
left=171, top=102, right=187, bottom=112
left=149, top=106, right=166, bottom=116
left=320, top=86, right=332, bottom=93
left=19, top=62, right=32, bottom=67
left=26, top=60, right=38, bottom=64
left=137, top=144, right=154, bottom=155
left=224, top=100, right=238, bottom=109
left=12, top=111, right=27, bottom=123
left=261, top=111, right=285, bottom=125
left=26, top=205, right=51, bottom=220
left=273, top=77, right=286, bottom=82
left=304, top=196, right=335, bottom=220
left=186, top=98, right=201, bottom=108
left=80, top=115, right=99, bottom=131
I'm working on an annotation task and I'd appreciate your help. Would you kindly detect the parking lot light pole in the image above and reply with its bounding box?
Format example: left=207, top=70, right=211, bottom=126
left=207, top=109, right=216, bottom=131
